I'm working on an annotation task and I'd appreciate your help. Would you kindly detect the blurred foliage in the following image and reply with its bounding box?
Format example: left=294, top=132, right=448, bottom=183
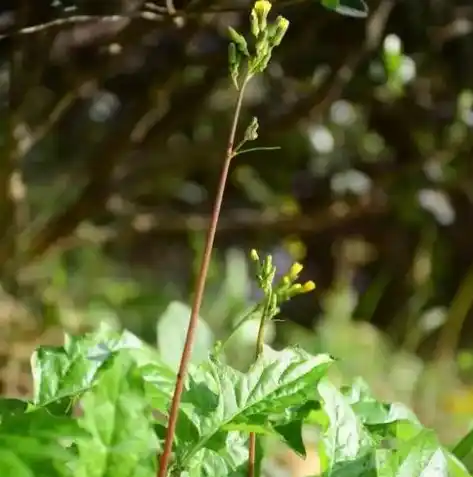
left=2, top=1, right=473, bottom=471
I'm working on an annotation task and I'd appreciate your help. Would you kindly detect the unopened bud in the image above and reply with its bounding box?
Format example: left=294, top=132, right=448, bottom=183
left=252, top=0, right=272, bottom=33
left=288, top=262, right=303, bottom=280
left=250, top=249, right=260, bottom=262
left=301, top=280, right=316, bottom=293
left=270, top=16, right=289, bottom=46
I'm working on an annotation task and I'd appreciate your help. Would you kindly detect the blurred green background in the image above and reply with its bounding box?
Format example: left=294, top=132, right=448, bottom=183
left=2, top=0, right=473, bottom=473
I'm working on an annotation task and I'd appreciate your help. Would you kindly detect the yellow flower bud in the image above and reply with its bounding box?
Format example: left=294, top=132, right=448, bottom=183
left=250, top=249, right=260, bottom=261
left=301, top=280, right=316, bottom=293
left=252, top=0, right=272, bottom=33
left=270, top=16, right=290, bottom=46
left=254, top=0, right=272, bottom=18
left=288, top=262, right=303, bottom=280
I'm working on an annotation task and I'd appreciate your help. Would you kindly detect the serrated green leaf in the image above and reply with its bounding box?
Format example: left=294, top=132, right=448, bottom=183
left=317, top=380, right=472, bottom=477
left=385, top=430, right=448, bottom=477
left=172, top=346, right=332, bottom=467
left=0, top=408, right=87, bottom=477
left=32, top=334, right=109, bottom=406
left=157, top=301, right=214, bottom=371
left=32, top=325, right=162, bottom=407
left=317, top=379, right=375, bottom=474
left=136, top=361, right=177, bottom=416
left=321, top=0, right=368, bottom=18
left=186, top=431, right=251, bottom=477
left=342, top=378, right=422, bottom=429
left=76, top=351, right=159, bottom=477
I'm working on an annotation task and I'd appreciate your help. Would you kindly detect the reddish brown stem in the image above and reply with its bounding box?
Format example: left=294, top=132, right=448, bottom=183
left=157, top=80, right=248, bottom=477
left=248, top=433, right=256, bottom=477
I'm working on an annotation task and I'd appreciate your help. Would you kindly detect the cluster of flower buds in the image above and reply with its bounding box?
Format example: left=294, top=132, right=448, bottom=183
left=250, top=249, right=316, bottom=319
left=228, top=0, right=290, bottom=89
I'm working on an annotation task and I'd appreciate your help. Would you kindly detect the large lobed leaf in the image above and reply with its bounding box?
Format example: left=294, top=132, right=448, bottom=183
left=31, top=324, right=175, bottom=407
left=27, top=326, right=175, bottom=477
left=162, top=346, right=333, bottom=470
left=315, top=378, right=473, bottom=477
left=9, top=324, right=473, bottom=477
left=76, top=351, right=159, bottom=477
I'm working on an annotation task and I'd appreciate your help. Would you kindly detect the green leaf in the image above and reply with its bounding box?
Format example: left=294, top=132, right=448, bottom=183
left=136, top=361, right=177, bottom=418
left=157, top=301, right=214, bottom=371
left=317, top=379, right=376, bottom=475
left=172, top=346, right=332, bottom=468
left=32, top=334, right=107, bottom=406
left=321, top=0, right=368, bottom=18
left=76, top=351, right=159, bottom=477
left=32, top=325, right=162, bottom=407
left=186, top=431, right=251, bottom=477
left=381, top=430, right=450, bottom=477
left=317, top=379, right=471, bottom=477
left=342, top=378, right=422, bottom=429
left=0, top=408, right=87, bottom=477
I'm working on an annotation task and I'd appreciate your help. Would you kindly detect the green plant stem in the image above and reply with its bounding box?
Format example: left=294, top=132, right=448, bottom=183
left=248, top=294, right=271, bottom=477
left=158, top=78, right=249, bottom=477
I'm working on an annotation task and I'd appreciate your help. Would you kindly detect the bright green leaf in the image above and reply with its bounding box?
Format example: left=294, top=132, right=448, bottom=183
left=32, top=325, right=161, bottom=407
left=186, top=431, right=251, bottom=477
left=342, top=378, right=422, bottom=429
left=317, top=379, right=375, bottom=474
left=172, top=346, right=332, bottom=467
left=388, top=430, right=448, bottom=477
left=76, top=351, right=159, bottom=477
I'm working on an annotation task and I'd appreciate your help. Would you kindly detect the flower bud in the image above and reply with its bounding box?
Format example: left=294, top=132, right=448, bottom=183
left=252, top=0, right=272, bottom=33
left=288, top=262, right=303, bottom=280
left=270, top=16, right=289, bottom=47
left=301, top=280, right=316, bottom=293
